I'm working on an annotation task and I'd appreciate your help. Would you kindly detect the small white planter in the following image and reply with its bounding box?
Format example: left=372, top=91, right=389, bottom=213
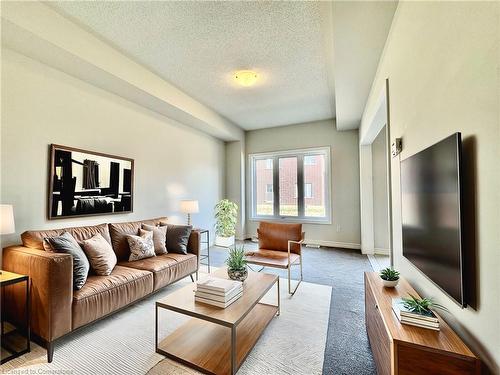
left=215, top=235, right=235, bottom=248
left=382, top=278, right=399, bottom=288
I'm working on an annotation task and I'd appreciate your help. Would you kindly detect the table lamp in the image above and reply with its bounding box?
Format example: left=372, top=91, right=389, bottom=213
left=0, top=204, right=15, bottom=235
left=180, top=200, right=199, bottom=226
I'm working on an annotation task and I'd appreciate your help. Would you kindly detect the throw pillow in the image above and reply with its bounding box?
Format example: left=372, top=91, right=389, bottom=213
left=127, top=230, right=156, bottom=261
left=45, top=232, right=90, bottom=290
left=165, top=224, right=192, bottom=254
left=82, top=233, right=117, bottom=276
left=141, top=224, right=167, bottom=255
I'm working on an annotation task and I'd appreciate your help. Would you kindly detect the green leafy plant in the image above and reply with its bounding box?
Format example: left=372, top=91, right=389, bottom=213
left=380, top=267, right=400, bottom=281
left=215, top=199, right=238, bottom=237
left=226, top=245, right=247, bottom=271
left=401, top=294, right=448, bottom=315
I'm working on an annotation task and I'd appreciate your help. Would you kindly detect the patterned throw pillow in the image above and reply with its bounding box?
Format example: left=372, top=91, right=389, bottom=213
left=141, top=224, right=167, bottom=255
left=127, top=230, right=155, bottom=262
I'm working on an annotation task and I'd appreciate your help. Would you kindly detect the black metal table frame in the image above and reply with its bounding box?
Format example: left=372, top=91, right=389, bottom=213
left=197, top=229, right=210, bottom=273
left=1, top=274, right=30, bottom=364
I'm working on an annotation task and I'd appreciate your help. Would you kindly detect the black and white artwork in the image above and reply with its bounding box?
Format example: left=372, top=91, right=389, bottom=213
left=48, top=144, right=134, bottom=219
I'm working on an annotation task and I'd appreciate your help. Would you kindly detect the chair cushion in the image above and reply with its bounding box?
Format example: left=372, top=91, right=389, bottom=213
left=109, top=217, right=167, bottom=260
left=244, top=249, right=300, bottom=269
left=119, top=253, right=197, bottom=291
left=258, top=222, right=302, bottom=254
left=72, top=265, right=153, bottom=329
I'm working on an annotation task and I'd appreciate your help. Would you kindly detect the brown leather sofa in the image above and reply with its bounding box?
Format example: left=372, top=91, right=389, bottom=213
left=2, top=217, right=200, bottom=363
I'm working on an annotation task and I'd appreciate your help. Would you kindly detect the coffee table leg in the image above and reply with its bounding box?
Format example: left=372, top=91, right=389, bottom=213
left=277, top=278, right=281, bottom=316
left=155, top=304, right=158, bottom=352
left=231, top=326, right=236, bottom=374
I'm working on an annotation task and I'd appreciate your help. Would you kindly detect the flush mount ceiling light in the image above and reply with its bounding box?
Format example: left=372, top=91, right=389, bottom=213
left=234, top=70, right=258, bottom=87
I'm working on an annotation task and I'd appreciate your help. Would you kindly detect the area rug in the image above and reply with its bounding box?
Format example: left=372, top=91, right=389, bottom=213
left=2, top=275, right=331, bottom=375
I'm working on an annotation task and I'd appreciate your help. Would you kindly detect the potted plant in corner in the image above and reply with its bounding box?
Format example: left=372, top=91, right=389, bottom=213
left=214, top=199, right=238, bottom=247
left=380, top=267, right=400, bottom=288
left=226, top=245, right=248, bottom=282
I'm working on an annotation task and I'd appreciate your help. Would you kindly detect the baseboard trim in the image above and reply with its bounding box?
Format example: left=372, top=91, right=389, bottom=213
left=374, top=248, right=390, bottom=255
left=304, top=239, right=361, bottom=250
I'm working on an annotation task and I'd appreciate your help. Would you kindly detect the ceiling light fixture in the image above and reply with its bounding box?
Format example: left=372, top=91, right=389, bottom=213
left=234, top=70, right=258, bottom=87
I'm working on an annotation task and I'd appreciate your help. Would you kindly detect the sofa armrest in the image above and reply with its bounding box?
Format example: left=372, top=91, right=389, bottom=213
left=2, top=246, right=73, bottom=342
left=187, top=230, right=201, bottom=258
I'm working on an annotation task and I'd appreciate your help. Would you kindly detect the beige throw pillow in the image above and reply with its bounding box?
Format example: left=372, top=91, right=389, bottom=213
left=127, top=230, right=155, bottom=261
left=141, top=224, right=167, bottom=255
left=82, top=233, right=117, bottom=276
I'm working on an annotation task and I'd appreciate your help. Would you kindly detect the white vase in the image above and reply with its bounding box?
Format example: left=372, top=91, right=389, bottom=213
left=215, top=235, right=235, bottom=248
left=382, top=278, right=399, bottom=288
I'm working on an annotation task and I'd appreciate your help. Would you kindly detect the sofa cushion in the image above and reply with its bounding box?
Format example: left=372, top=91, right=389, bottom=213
left=165, top=224, right=192, bottom=254
left=119, top=253, right=197, bottom=291
left=82, top=233, right=117, bottom=276
left=72, top=265, right=153, bottom=329
left=21, top=223, right=111, bottom=251
left=141, top=224, right=168, bottom=255
left=45, top=232, right=90, bottom=290
left=109, top=217, right=167, bottom=260
left=127, top=231, right=155, bottom=261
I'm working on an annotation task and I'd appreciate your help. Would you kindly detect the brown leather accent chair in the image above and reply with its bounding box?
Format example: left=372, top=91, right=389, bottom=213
left=244, top=221, right=304, bottom=295
left=2, top=218, right=200, bottom=363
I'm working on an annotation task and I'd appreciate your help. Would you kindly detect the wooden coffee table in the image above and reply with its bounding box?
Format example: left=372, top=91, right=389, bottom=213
left=155, top=268, right=280, bottom=375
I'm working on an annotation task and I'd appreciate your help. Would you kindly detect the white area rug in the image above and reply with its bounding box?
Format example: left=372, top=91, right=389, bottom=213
left=2, top=275, right=331, bottom=375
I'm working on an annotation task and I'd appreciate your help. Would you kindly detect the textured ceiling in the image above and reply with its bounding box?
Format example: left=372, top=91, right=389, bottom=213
left=49, top=1, right=334, bottom=130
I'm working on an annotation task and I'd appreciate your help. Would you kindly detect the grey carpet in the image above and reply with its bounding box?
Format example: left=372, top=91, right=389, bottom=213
left=206, top=242, right=377, bottom=375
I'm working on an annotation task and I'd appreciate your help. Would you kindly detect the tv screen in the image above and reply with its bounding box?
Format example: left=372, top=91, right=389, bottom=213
left=401, top=133, right=465, bottom=306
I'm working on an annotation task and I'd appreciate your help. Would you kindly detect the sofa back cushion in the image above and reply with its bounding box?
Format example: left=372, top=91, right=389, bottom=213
left=22, top=223, right=111, bottom=250
left=109, top=217, right=167, bottom=260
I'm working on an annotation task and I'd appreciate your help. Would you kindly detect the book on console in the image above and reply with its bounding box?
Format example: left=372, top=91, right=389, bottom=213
left=392, top=298, right=439, bottom=322
left=195, top=291, right=243, bottom=308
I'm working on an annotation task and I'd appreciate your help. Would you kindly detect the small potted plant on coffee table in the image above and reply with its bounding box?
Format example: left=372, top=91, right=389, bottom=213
left=380, top=267, right=400, bottom=288
left=226, top=245, right=248, bottom=282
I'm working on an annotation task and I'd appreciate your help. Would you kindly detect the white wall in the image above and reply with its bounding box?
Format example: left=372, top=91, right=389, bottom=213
left=225, top=141, right=246, bottom=239
left=1, top=49, right=225, bottom=248
left=372, top=126, right=389, bottom=253
left=361, top=2, right=500, bottom=372
left=245, top=119, right=361, bottom=248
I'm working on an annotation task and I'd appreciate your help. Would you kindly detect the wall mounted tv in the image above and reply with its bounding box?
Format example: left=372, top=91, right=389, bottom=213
left=401, top=133, right=465, bottom=307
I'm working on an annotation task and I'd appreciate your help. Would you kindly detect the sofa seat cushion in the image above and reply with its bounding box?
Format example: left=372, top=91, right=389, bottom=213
left=244, top=249, right=300, bottom=269
left=72, top=265, right=153, bottom=329
left=119, top=253, right=196, bottom=291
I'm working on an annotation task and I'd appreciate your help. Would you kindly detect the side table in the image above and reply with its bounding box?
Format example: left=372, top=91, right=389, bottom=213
left=195, top=229, right=210, bottom=273
left=1, top=270, right=30, bottom=364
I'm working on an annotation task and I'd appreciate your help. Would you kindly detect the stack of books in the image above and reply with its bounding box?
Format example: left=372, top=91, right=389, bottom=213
left=194, top=277, right=243, bottom=308
left=392, top=298, right=440, bottom=331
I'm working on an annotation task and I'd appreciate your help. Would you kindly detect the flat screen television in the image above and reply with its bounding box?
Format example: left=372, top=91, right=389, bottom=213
left=401, top=133, right=465, bottom=307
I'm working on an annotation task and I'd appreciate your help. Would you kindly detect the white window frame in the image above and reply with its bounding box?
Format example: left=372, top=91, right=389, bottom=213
left=249, top=146, right=332, bottom=224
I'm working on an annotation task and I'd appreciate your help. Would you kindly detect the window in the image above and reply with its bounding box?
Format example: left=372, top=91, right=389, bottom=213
left=250, top=147, right=331, bottom=223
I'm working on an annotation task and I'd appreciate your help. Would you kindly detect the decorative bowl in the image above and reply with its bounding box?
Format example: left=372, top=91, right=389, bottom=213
left=228, top=267, right=248, bottom=282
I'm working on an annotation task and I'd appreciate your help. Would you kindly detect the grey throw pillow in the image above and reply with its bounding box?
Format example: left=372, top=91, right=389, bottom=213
left=127, top=230, right=156, bottom=261
left=164, top=224, right=192, bottom=254
left=141, top=224, right=167, bottom=255
left=45, top=232, right=90, bottom=290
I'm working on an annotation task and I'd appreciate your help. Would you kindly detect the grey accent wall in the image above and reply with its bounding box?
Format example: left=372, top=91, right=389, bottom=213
left=245, top=119, right=361, bottom=248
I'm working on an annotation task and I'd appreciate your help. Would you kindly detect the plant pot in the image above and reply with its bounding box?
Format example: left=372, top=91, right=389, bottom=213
left=215, top=235, right=235, bottom=248
left=382, top=278, right=399, bottom=288
left=228, top=267, right=248, bottom=282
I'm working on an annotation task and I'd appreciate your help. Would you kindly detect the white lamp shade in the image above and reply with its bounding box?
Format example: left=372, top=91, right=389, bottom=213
left=0, top=204, right=15, bottom=235
left=180, top=200, right=199, bottom=214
